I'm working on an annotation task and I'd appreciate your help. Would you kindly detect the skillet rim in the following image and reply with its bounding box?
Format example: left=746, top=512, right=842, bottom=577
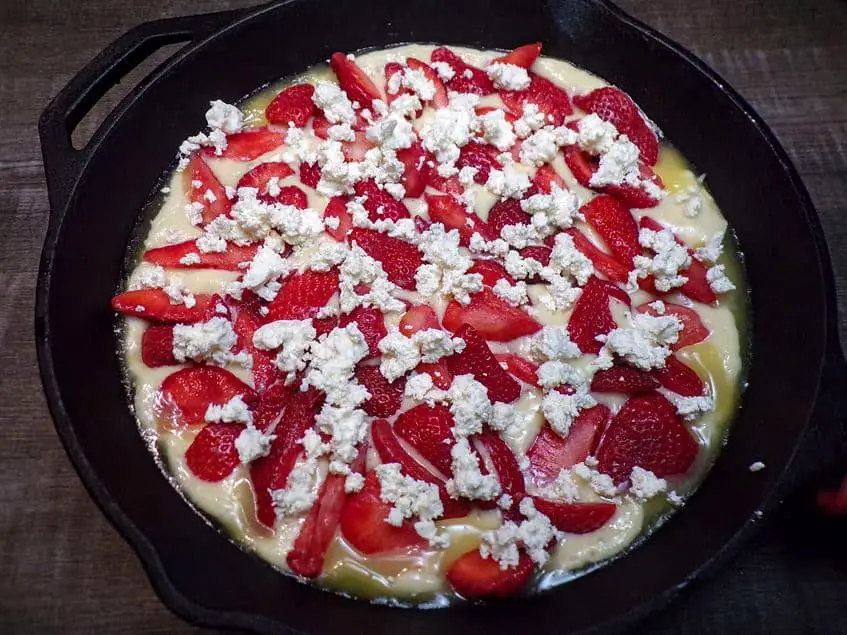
left=35, top=1, right=834, bottom=633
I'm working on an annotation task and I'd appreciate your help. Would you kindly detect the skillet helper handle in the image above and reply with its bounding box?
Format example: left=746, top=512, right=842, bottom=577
left=38, top=9, right=248, bottom=213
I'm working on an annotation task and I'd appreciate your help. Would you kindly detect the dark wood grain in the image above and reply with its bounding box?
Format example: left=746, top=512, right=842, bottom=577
left=1, top=1, right=845, bottom=633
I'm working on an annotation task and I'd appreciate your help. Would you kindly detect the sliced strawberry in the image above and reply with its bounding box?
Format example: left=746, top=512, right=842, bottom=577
left=371, top=419, right=468, bottom=517
left=487, top=198, right=530, bottom=238
left=399, top=304, right=440, bottom=337
left=406, top=58, right=449, bottom=108
left=493, top=42, right=542, bottom=69
left=416, top=360, right=453, bottom=390
left=250, top=440, right=300, bottom=528
left=384, top=62, right=415, bottom=106
left=348, top=228, right=422, bottom=291
left=431, top=47, right=495, bottom=96
left=313, top=316, right=339, bottom=338
left=447, top=549, right=533, bottom=599
left=595, top=392, right=699, bottom=483
left=277, top=186, right=309, bottom=209
left=420, top=152, right=465, bottom=195
left=445, top=325, right=521, bottom=403
left=581, top=195, right=640, bottom=266
left=501, top=74, right=572, bottom=126
left=265, top=269, right=339, bottom=321
left=330, top=52, right=381, bottom=109
left=566, top=277, right=619, bottom=354
left=288, top=447, right=367, bottom=577
left=639, top=217, right=717, bottom=304
left=651, top=355, right=706, bottom=397
left=456, top=142, right=502, bottom=184
left=143, top=240, right=258, bottom=271
left=299, top=161, right=321, bottom=189
left=425, top=194, right=495, bottom=245
left=250, top=379, right=294, bottom=432
left=341, top=131, right=376, bottom=162
left=185, top=423, right=245, bottom=482
left=272, top=387, right=324, bottom=458
left=443, top=288, right=541, bottom=342
left=394, top=404, right=455, bottom=476
left=566, top=228, right=630, bottom=284
left=527, top=405, right=610, bottom=485
left=591, top=366, right=659, bottom=395
left=573, top=87, right=658, bottom=166
left=266, top=83, right=316, bottom=127
left=531, top=498, right=617, bottom=534
left=604, top=164, right=663, bottom=209
left=396, top=142, right=426, bottom=198
left=312, top=113, right=331, bottom=139
left=159, top=366, right=256, bottom=427
left=519, top=245, right=551, bottom=267
left=477, top=431, right=527, bottom=503
left=228, top=300, right=281, bottom=392
left=680, top=258, right=718, bottom=305
left=636, top=301, right=710, bottom=350
left=112, top=289, right=212, bottom=323
left=340, top=472, right=426, bottom=554
left=186, top=155, right=231, bottom=224
left=353, top=179, right=411, bottom=222
left=532, top=163, right=566, bottom=193
left=356, top=366, right=405, bottom=417
left=207, top=127, right=286, bottom=161
left=468, top=259, right=516, bottom=287
left=495, top=353, right=539, bottom=387
left=323, top=196, right=353, bottom=242
left=563, top=148, right=597, bottom=188
left=236, top=162, right=294, bottom=202
left=371, top=418, right=443, bottom=485
left=141, top=325, right=177, bottom=367
left=339, top=306, right=386, bottom=358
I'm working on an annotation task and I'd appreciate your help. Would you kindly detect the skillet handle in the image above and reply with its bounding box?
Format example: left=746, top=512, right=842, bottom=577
left=38, top=8, right=250, bottom=214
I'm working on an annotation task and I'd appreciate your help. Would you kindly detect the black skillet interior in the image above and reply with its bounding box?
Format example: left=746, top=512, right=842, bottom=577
left=36, top=0, right=835, bottom=633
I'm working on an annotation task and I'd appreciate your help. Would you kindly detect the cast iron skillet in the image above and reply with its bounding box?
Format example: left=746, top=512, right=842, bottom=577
left=36, top=0, right=846, bottom=633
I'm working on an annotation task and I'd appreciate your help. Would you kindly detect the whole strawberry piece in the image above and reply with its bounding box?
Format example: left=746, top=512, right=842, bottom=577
left=595, top=392, right=699, bottom=483
left=445, top=325, right=521, bottom=403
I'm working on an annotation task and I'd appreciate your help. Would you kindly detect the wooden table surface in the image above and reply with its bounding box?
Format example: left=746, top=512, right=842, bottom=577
left=2, top=0, right=846, bottom=633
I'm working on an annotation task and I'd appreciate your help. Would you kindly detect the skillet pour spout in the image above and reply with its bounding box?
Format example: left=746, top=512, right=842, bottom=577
left=37, top=1, right=842, bottom=633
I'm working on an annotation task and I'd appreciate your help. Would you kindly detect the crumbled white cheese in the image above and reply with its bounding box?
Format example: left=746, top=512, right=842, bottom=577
left=420, top=91, right=480, bottom=174
left=631, top=227, right=691, bottom=293
left=537, top=468, right=580, bottom=503
left=312, top=81, right=356, bottom=124
left=431, top=61, right=456, bottom=82
left=205, top=100, right=245, bottom=134
left=536, top=360, right=585, bottom=389
left=338, top=243, right=405, bottom=314
left=486, top=62, right=531, bottom=91
left=172, top=317, right=238, bottom=366
left=448, top=374, right=492, bottom=436
left=237, top=245, right=291, bottom=301
left=628, top=466, right=667, bottom=500
left=600, top=312, right=682, bottom=370
left=178, top=252, right=202, bottom=266
left=478, top=108, right=517, bottom=151
left=479, top=498, right=558, bottom=569
left=445, top=437, right=501, bottom=501
left=549, top=232, right=594, bottom=285
left=749, top=461, right=766, bottom=472
left=492, top=278, right=529, bottom=306
left=576, top=114, right=618, bottom=155
left=375, top=463, right=444, bottom=530
left=541, top=389, right=596, bottom=437
left=485, top=165, right=531, bottom=200
left=234, top=426, right=276, bottom=463
left=532, top=325, right=581, bottom=361
left=252, top=319, right=317, bottom=383
left=665, top=391, right=715, bottom=420
left=706, top=264, right=736, bottom=294
left=415, top=223, right=483, bottom=304
left=572, top=461, right=619, bottom=497
left=694, top=230, right=725, bottom=264
left=204, top=394, right=253, bottom=425
left=513, top=103, right=546, bottom=138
